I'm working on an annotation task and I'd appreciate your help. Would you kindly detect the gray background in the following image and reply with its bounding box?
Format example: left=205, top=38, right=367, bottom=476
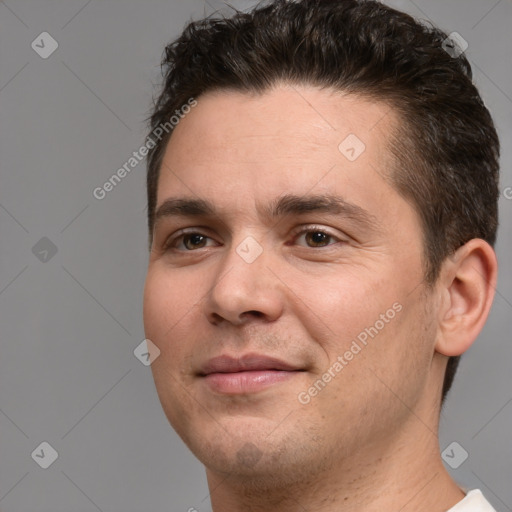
left=0, top=0, right=510, bottom=510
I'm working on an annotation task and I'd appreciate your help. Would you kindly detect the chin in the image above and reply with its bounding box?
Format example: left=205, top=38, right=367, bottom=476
left=178, top=415, right=331, bottom=485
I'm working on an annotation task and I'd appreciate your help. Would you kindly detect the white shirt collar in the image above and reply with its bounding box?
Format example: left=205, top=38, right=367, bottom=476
left=447, top=489, right=497, bottom=511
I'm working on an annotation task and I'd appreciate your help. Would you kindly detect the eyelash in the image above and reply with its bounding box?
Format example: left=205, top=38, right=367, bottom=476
left=164, top=225, right=343, bottom=252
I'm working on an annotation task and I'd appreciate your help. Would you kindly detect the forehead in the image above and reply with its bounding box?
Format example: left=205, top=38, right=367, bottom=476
left=164, top=84, right=395, bottom=160
left=156, top=84, right=402, bottom=218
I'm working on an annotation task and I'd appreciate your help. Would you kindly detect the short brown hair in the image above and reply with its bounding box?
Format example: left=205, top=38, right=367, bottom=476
left=145, top=0, right=500, bottom=404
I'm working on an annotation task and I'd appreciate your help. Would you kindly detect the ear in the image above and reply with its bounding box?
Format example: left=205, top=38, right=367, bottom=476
left=435, top=239, right=498, bottom=357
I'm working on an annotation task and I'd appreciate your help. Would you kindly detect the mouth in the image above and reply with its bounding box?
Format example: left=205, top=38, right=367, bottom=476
left=198, top=354, right=305, bottom=394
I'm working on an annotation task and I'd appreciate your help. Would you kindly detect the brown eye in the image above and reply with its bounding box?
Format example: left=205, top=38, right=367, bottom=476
left=304, top=231, right=332, bottom=247
left=182, top=233, right=208, bottom=250
left=294, top=228, right=339, bottom=248
left=163, top=230, right=220, bottom=252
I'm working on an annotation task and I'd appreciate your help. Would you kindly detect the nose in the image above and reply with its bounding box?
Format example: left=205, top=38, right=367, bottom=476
left=204, top=238, right=284, bottom=326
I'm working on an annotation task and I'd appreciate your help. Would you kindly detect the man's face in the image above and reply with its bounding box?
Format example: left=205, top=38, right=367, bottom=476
left=143, top=85, right=440, bottom=481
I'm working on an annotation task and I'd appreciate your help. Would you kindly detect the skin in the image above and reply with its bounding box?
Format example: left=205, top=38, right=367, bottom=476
left=143, top=84, right=497, bottom=512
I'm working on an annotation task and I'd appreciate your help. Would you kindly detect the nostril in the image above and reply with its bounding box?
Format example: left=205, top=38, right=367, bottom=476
left=242, top=310, right=264, bottom=319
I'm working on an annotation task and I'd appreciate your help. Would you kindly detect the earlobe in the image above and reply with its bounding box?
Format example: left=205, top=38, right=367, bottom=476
left=435, top=239, right=498, bottom=357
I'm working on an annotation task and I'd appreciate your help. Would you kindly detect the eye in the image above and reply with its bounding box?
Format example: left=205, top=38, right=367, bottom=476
left=293, top=227, right=342, bottom=248
left=166, top=231, right=218, bottom=251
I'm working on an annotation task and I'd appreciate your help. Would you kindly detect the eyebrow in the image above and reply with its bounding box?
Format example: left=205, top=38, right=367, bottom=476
left=153, top=194, right=378, bottom=230
left=263, top=194, right=377, bottom=228
left=154, top=198, right=215, bottom=223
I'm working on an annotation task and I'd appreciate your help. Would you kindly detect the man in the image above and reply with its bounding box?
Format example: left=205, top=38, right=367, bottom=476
left=142, top=1, right=500, bottom=510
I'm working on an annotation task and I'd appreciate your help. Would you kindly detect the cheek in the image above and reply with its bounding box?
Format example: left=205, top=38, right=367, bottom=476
left=143, top=270, right=199, bottom=425
left=143, top=269, right=171, bottom=343
left=298, top=272, right=398, bottom=354
left=143, top=265, right=210, bottom=388
left=297, top=269, right=428, bottom=410
left=143, top=265, right=199, bottom=345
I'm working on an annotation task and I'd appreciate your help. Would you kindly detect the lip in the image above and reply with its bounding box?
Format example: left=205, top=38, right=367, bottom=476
left=199, top=354, right=301, bottom=375
left=199, top=354, right=304, bottom=394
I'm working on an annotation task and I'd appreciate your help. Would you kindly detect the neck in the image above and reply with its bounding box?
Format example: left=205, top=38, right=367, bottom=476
left=205, top=415, right=465, bottom=512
